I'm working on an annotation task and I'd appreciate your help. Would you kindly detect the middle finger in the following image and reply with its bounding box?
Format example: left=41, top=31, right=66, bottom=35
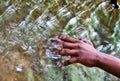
left=60, top=42, right=79, bottom=49
left=59, top=49, right=79, bottom=56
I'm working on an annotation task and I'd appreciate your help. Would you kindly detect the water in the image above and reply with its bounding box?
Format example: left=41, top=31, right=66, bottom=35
left=46, top=37, right=62, bottom=60
left=0, top=0, right=120, bottom=81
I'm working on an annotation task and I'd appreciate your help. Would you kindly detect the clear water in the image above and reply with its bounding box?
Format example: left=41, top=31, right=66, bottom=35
left=0, top=0, right=120, bottom=81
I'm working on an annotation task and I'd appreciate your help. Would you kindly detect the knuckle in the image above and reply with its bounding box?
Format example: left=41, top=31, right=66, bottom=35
left=77, top=50, right=81, bottom=54
left=76, top=43, right=81, bottom=49
left=73, top=39, right=79, bottom=43
left=61, top=49, right=68, bottom=54
left=60, top=50, right=65, bottom=54
left=76, top=44, right=80, bottom=48
left=63, top=42, right=68, bottom=46
left=78, top=40, right=83, bottom=44
left=65, top=50, right=70, bottom=54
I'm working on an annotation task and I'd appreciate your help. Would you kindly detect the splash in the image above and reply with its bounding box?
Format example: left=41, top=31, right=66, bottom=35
left=46, top=37, right=62, bottom=60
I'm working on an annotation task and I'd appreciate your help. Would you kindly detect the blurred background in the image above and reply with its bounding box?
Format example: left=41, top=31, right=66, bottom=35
left=0, top=0, right=120, bottom=81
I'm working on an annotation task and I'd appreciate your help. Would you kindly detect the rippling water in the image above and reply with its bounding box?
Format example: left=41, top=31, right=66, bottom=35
left=0, top=0, right=120, bottom=81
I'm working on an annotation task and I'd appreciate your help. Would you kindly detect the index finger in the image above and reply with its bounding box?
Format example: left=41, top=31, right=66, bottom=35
left=81, top=39, right=93, bottom=46
left=58, top=35, right=79, bottom=43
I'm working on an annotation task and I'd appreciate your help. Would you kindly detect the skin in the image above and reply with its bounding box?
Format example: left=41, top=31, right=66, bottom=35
left=56, top=35, right=120, bottom=78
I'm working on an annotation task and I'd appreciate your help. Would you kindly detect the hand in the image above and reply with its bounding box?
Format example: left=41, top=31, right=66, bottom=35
left=57, top=35, right=99, bottom=67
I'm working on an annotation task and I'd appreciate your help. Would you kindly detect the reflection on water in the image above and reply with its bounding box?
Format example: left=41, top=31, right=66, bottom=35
left=0, top=0, right=120, bottom=81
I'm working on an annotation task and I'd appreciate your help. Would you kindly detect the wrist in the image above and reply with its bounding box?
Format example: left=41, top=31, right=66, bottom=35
left=94, top=51, right=105, bottom=67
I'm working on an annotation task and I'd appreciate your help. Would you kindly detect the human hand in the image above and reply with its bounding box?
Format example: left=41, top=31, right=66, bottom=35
left=51, top=35, right=120, bottom=78
left=56, top=35, right=99, bottom=67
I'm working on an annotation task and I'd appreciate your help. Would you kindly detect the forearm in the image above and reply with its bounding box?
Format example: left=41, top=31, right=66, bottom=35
left=57, top=35, right=120, bottom=77
left=96, top=52, right=120, bottom=78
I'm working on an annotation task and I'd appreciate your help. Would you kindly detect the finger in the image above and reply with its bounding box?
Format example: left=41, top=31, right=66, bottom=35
left=60, top=42, right=79, bottom=49
left=59, top=49, right=79, bottom=56
left=58, top=35, right=79, bottom=43
left=81, top=39, right=93, bottom=46
left=59, top=57, right=77, bottom=66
